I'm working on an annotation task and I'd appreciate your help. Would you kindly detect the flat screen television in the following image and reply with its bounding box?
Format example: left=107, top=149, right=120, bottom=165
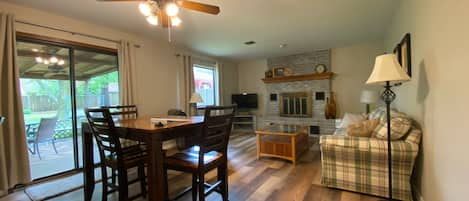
left=232, top=94, right=258, bottom=109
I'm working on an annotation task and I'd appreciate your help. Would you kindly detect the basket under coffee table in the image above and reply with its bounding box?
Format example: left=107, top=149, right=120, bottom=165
left=255, top=124, right=309, bottom=165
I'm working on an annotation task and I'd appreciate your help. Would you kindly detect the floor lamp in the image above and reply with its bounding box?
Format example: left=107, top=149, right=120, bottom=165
left=360, top=90, right=379, bottom=114
left=366, top=54, right=410, bottom=200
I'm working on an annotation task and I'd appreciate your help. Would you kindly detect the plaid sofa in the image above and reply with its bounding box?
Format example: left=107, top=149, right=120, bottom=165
left=320, top=111, right=421, bottom=201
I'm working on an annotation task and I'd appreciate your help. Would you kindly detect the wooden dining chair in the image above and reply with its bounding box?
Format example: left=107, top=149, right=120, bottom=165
left=164, top=105, right=236, bottom=201
left=101, top=105, right=138, bottom=120
left=85, top=108, right=147, bottom=201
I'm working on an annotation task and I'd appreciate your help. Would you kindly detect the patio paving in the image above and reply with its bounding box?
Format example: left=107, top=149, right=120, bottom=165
left=28, top=137, right=101, bottom=179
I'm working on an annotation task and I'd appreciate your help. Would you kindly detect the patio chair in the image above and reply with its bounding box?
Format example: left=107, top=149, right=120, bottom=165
left=27, top=117, right=59, bottom=160
left=167, top=108, right=187, bottom=116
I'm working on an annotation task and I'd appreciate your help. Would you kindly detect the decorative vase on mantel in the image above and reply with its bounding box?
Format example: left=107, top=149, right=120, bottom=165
left=325, top=92, right=337, bottom=119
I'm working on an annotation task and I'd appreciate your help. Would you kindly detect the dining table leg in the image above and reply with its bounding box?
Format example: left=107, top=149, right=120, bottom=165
left=146, top=135, right=166, bottom=201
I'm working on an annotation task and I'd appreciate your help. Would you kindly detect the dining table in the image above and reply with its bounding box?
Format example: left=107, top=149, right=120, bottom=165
left=82, top=115, right=204, bottom=201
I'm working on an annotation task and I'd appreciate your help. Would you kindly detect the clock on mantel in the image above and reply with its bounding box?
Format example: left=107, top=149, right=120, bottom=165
left=262, top=72, right=334, bottom=84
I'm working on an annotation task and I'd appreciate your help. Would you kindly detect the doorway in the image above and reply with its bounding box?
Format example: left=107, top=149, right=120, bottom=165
left=16, top=35, right=119, bottom=180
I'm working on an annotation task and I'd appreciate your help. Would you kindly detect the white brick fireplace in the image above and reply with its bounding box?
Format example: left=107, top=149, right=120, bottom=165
left=258, top=50, right=336, bottom=135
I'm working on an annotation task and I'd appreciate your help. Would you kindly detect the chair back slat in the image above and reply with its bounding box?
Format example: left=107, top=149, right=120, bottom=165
left=198, top=105, right=236, bottom=165
left=101, top=105, right=138, bottom=120
left=85, top=108, right=123, bottom=161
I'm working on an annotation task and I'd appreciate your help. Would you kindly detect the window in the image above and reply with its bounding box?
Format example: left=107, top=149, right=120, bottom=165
left=193, top=64, right=218, bottom=106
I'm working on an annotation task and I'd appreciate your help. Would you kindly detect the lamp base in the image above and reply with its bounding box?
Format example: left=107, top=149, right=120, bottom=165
left=190, top=103, right=197, bottom=116
left=381, top=81, right=396, bottom=201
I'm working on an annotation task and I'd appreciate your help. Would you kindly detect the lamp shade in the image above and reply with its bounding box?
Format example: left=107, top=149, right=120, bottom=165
left=189, top=92, right=204, bottom=103
left=366, top=54, right=411, bottom=85
left=360, top=90, right=379, bottom=104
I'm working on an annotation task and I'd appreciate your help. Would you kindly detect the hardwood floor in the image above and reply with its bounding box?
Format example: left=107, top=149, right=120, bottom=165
left=1, top=133, right=381, bottom=201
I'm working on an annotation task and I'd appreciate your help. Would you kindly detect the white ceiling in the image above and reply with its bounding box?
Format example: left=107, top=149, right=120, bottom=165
left=6, top=0, right=400, bottom=61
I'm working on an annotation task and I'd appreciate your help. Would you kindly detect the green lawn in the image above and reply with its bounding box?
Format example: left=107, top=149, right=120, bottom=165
left=24, top=111, right=58, bottom=124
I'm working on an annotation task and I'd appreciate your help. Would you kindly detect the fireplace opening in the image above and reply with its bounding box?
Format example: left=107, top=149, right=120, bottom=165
left=279, top=92, right=312, bottom=117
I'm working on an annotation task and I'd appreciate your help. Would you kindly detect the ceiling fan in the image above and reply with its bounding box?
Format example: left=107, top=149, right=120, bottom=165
left=97, top=0, right=220, bottom=28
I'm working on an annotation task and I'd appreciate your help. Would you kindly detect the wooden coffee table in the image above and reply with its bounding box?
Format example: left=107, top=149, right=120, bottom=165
left=255, top=124, right=309, bottom=165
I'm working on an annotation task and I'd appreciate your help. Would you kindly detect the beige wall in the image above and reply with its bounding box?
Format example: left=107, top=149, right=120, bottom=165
left=237, top=60, right=267, bottom=116
left=0, top=1, right=238, bottom=115
left=221, top=61, right=239, bottom=106
left=384, top=0, right=469, bottom=200
left=331, top=41, right=383, bottom=116
left=236, top=42, right=382, bottom=117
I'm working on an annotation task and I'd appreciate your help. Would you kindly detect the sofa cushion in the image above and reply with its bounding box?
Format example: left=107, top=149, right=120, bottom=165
left=320, top=135, right=370, bottom=151
left=374, top=117, right=412, bottom=140
left=368, top=106, right=386, bottom=120
left=334, top=127, right=347, bottom=135
left=346, top=119, right=380, bottom=137
left=338, top=113, right=367, bottom=128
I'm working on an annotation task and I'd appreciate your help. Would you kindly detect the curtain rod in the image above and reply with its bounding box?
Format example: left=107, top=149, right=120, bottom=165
left=15, top=20, right=141, bottom=48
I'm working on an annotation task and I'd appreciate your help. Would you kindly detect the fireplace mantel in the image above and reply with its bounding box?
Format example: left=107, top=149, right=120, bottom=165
left=262, top=72, right=334, bottom=84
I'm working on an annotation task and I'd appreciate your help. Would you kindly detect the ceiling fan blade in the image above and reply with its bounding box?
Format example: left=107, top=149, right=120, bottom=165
left=158, top=11, right=170, bottom=27
left=177, top=0, right=220, bottom=15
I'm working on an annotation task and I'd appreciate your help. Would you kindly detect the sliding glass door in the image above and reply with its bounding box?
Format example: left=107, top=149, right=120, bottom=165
left=17, top=40, right=76, bottom=179
left=16, top=37, right=118, bottom=180
left=74, top=49, right=119, bottom=167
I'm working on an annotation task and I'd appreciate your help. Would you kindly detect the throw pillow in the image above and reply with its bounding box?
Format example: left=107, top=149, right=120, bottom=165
left=346, top=119, right=380, bottom=137
left=338, top=113, right=367, bottom=129
left=368, top=106, right=386, bottom=120
left=379, top=110, right=408, bottom=122
left=373, top=117, right=412, bottom=140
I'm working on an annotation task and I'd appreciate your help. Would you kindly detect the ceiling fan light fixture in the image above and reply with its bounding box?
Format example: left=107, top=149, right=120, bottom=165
left=166, top=3, right=179, bottom=17
left=171, top=16, right=181, bottom=26
left=50, top=56, right=59, bottom=63
left=139, top=2, right=152, bottom=16
left=146, top=15, right=159, bottom=26
left=58, top=60, right=65, bottom=66
left=35, top=57, right=43, bottom=63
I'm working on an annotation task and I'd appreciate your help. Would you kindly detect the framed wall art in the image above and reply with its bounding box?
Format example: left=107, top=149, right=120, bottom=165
left=394, top=33, right=412, bottom=77
left=273, top=67, right=285, bottom=77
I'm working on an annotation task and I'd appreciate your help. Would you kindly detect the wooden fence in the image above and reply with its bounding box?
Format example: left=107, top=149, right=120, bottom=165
left=22, top=93, right=119, bottom=112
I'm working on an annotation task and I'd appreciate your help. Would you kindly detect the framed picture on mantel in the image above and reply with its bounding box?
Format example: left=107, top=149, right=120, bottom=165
left=273, top=67, right=285, bottom=77
left=394, top=33, right=412, bottom=77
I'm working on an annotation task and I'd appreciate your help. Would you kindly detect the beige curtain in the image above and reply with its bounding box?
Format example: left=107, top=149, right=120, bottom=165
left=117, top=40, right=137, bottom=106
left=0, top=13, right=31, bottom=196
left=177, top=55, right=194, bottom=114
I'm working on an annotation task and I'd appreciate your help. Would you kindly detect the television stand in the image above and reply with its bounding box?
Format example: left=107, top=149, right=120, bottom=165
left=232, top=114, right=256, bottom=132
